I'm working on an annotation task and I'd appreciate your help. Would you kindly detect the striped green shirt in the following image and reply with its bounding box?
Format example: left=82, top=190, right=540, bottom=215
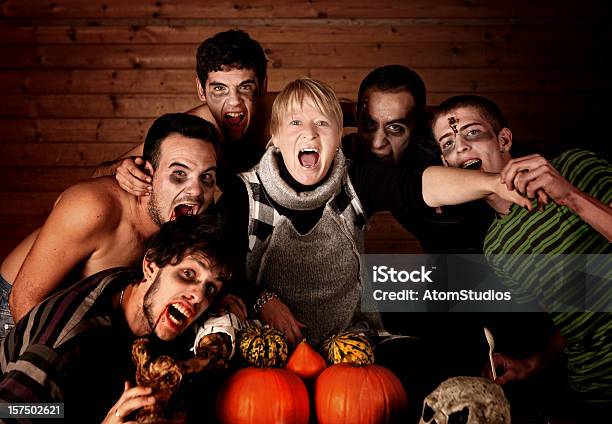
left=484, top=149, right=612, bottom=404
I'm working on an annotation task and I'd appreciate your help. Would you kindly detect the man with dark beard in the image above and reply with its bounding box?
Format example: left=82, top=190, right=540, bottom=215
left=0, top=215, right=232, bottom=423
left=0, top=113, right=220, bottom=340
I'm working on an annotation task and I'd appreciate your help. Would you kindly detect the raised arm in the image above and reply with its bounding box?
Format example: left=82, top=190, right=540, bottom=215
left=500, top=153, right=612, bottom=241
left=350, top=157, right=529, bottom=218
left=422, top=165, right=532, bottom=209
left=92, top=103, right=220, bottom=194
left=92, top=142, right=143, bottom=178
left=9, top=182, right=119, bottom=321
left=95, top=101, right=218, bottom=185
left=92, top=142, right=152, bottom=197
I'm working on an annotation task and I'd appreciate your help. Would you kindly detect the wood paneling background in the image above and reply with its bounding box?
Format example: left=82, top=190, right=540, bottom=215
left=0, top=0, right=610, bottom=259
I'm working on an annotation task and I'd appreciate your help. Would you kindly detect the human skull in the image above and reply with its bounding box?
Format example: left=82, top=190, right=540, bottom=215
left=419, top=376, right=510, bottom=424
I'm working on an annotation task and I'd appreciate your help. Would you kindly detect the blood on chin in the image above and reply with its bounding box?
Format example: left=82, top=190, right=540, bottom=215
left=156, top=306, right=185, bottom=336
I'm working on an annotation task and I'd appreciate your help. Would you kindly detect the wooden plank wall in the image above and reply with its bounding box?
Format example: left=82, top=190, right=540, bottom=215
left=0, top=0, right=610, bottom=259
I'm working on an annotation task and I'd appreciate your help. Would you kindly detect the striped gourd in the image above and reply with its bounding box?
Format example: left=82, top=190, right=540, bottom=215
left=237, top=324, right=289, bottom=368
left=322, top=331, right=374, bottom=366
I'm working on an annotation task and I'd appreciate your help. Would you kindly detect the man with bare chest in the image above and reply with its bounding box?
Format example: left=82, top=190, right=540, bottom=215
left=95, top=29, right=271, bottom=196
left=0, top=113, right=220, bottom=341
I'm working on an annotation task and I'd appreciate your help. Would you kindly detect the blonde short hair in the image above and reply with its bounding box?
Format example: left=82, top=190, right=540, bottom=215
left=269, top=78, right=343, bottom=139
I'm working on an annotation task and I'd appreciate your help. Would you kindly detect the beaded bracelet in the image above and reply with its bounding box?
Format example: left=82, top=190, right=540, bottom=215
left=253, top=291, right=278, bottom=315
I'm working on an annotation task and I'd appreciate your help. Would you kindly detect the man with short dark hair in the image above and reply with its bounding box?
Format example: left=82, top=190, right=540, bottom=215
left=345, top=68, right=525, bottom=421
left=0, top=114, right=220, bottom=339
left=345, top=65, right=494, bottom=254
left=195, top=29, right=268, bottom=146
left=97, top=30, right=271, bottom=195
left=0, top=215, right=232, bottom=422
left=350, top=64, right=429, bottom=166
left=432, top=94, right=612, bottom=417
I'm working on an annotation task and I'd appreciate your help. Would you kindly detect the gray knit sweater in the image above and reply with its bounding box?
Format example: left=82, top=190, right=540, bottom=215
left=240, top=148, right=382, bottom=346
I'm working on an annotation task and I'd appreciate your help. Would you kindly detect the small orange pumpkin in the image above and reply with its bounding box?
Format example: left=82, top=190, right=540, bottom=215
left=217, top=367, right=310, bottom=424
left=315, top=363, right=408, bottom=424
left=286, top=340, right=327, bottom=381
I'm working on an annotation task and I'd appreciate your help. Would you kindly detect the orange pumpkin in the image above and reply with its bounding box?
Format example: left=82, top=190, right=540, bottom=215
left=286, top=340, right=327, bottom=381
left=217, top=367, right=310, bottom=424
left=315, top=364, right=408, bottom=424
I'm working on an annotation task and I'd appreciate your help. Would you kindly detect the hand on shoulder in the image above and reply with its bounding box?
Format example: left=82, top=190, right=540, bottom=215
left=115, top=156, right=152, bottom=197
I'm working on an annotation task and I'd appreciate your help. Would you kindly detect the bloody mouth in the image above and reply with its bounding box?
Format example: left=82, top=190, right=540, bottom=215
left=170, top=204, right=197, bottom=221
left=224, top=112, right=245, bottom=127
left=164, top=302, right=192, bottom=330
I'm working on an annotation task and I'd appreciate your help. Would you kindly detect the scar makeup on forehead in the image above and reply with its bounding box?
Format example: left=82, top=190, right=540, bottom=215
left=448, top=116, right=458, bottom=134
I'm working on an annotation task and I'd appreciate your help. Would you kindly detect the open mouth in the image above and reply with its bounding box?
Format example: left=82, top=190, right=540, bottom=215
left=170, top=204, right=198, bottom=221
left=224, top=112, right=245, bottom=127
left=373, top=153, right=393, bottom=165
left=166, top=302, right=193, bottom=328
left=462, top=158, right=482, bottom=170
left=298, top=148, right=320, bottom=168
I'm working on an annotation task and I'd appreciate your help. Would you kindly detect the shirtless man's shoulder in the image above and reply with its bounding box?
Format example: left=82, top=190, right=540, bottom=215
left=63, top=177, right=154, bottom=274
left=5, top=176, right=154, bottom=320
left=187, top=104, right=218, bottom=127
left=57, top=177, right=124, bottom=223
left=2, top=178, right=119, bottom=282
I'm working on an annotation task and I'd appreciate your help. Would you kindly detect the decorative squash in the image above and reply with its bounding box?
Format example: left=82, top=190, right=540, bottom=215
left=315, top=363, right=408, bottom=424
left=322, top=331, right=374, bottom=366
left=237, top=323, right=289, bottom=368
left=286, top=339, right=327, bottom=380
left=217, top=367, right=310, bottom=424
